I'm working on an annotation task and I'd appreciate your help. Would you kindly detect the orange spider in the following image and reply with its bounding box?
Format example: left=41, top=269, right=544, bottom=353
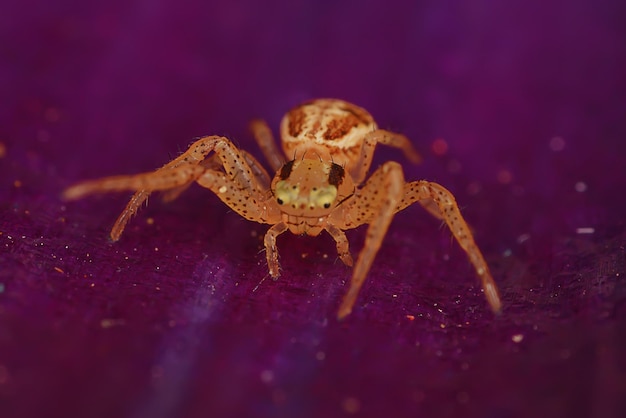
left=63, top=98, right=502, bottom=319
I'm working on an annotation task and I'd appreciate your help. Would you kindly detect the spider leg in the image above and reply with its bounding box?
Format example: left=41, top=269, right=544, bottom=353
left=194, top=168, right=279, bottom=225
left=417, top=198, right=444, bottom=220
left=63, top=165, right=207, bottom=200
left=161, top=149, right=271, bottom=201
left=158, top=150, right=271, bottom=209
left=250, top=119, right=285, bottom=172
left=336, top=161, right=405, bottom=319
left=397, top=181, right=502, bottom=313
left=63, top=136, right=266, bottom=240
left=325, top=224, right=354, bottom=267
left=262, top=222, right=289, bottom=278
left=64, top=164, right=207, bottom=241
left=241, top=149, right=271, bottom=190
left=350, top=129, right=421, bottom=184
left=161, top=153, right=226, bottom=202
left=161, top=182, right=194, bottom=203
left=111, top=190, right=150, bottom=240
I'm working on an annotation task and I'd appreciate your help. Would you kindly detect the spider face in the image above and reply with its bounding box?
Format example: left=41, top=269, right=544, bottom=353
left=271, top=159, right=354, bottom=218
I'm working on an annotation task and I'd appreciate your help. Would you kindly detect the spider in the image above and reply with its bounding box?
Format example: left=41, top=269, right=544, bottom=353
left=63, top=98, right=502, bottom=319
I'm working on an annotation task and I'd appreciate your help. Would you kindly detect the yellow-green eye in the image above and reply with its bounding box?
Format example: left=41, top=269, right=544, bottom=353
left=309, top=185, right=337, bottom=209
left=275, top=180, right=298, bottom=205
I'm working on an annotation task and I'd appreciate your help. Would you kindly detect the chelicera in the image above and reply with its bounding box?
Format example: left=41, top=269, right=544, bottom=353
left=64, top=98, right=502, bottom=319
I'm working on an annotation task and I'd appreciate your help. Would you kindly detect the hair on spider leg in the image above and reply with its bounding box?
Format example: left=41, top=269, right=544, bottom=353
left=186, top=138, right=203, bottom=152
left=256, top=246, right=266, bottom=256
left=252, top=273, right=269, bottom=293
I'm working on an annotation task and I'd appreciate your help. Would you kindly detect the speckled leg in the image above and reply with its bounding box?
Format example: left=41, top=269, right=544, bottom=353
left=194, top=169, right=278, bottom=224
left=156, top=147, right=271, bottom=217
left=110, top=191, right=151, bottom=241
left=63, top=136, right=264, bottom=240
left=160, top=153, right=225, bottom=203
left=263, top=222, right=289, bottom=278
left=164, top=149, right=270, bottom=198
left=249, top=119, right=285, bottom=172
left=397, top=181, right=502, bottom=313
left=325, top=224, right=354, bottom=267
left=350, top=129, right=421, bottom=184
left=417, top=198, right=444, bottom=220
left=241, top=149, right=271, bottom=190
left=66, top=164, right=206, bottom=241
left=337, top=161, right=405, bottom=319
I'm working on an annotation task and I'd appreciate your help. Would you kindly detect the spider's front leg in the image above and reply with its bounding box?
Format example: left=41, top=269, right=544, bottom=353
left=398, top=182, right=502, bottom=313
left=63, top=135, right=265, bottom=240
left=194, top=169, right=284, bottom=277
left=333, top=161, right=405, bottom=319
left=160, top=149, right=271, bottom=202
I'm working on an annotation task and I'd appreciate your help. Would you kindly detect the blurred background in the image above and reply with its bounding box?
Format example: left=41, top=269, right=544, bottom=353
left=1, top=1, right=625, bottom=417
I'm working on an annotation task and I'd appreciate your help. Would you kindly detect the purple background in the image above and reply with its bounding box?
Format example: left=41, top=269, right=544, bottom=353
left=1, top=1, right=625, bottom=417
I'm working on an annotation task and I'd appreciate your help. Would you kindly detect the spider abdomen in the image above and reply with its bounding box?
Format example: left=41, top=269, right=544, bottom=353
left=279, top=98, right=376, bottom=170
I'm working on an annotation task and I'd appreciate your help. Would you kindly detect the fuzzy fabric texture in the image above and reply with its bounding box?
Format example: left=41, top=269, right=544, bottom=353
left=1, top=1, right=625, bottom=417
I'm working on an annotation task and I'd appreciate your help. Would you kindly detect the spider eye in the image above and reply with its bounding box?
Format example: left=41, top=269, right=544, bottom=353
left=309, top=185, right=338, bottom=210
left=274, top=180, right=297, bottom=206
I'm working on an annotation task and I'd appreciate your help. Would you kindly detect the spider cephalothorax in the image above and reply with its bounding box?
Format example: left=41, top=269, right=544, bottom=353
left=271, top=159, right=354, bottom=236
left=64, top=98, right=502, bottom=319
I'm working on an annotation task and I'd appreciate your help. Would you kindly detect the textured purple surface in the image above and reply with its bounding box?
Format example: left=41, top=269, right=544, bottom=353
left=1, top=1, right=626, bottom=417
